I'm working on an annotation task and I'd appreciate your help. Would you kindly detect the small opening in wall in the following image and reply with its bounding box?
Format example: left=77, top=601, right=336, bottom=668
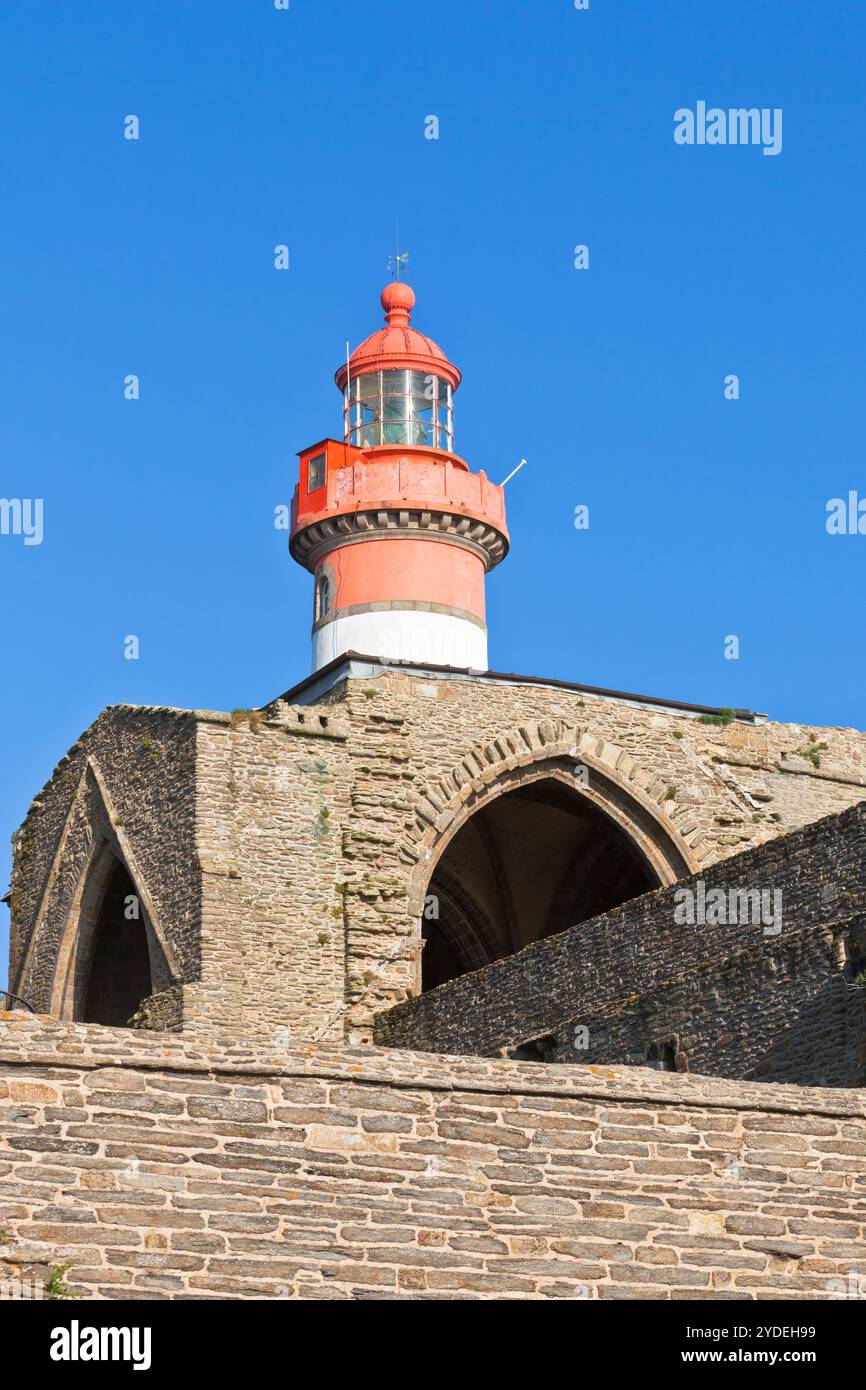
left=647, top=1041, right=677, bottom=1072
left=844, top=950, right=866, bottom=984
left=508, top=1033, right=557, bottom=1063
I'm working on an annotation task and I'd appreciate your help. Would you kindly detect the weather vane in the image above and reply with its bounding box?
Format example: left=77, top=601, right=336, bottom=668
left=387, top=226, right=409, bottom=281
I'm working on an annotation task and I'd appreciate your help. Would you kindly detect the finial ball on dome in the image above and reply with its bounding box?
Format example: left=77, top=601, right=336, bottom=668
left=381, top=280, right=415, bottom=324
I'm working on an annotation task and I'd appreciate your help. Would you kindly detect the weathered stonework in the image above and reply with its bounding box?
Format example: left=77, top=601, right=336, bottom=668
left=376, top=801, right=866, bottom=1088
left=10, top=708, right=199, bottom=1022
left=1, top=1015, right=864, bottom=1301
left=6, top=243, right=864, bottom=1308
left=10, top=704, right=354, bottom=1042
left=8, top=662, right=866, bottom=1048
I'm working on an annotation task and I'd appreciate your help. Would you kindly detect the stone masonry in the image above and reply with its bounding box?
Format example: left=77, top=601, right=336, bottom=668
left=375, top=801, right=866, bottom=1087
left=9, top=660, right=866, bottom=1045
left=0, top=1014, right=864, bottom=1301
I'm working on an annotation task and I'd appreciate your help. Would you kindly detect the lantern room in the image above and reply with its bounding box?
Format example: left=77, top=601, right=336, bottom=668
left=335, top=280, right=462, bottom=454
left=342, top=370, right=454, bottom=452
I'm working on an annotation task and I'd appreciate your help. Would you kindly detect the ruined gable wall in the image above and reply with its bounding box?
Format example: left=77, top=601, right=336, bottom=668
left=9, top=708, right=200, bottom=1014
left=9, top=702, right=355, bottom=1040
left=0, top=1016, right=863, bottom=1301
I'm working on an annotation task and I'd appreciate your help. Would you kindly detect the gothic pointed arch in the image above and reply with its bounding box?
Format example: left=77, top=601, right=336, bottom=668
left=46, top=759, right=177, bottom=1023
left=402, top=722, right=701, bottom=993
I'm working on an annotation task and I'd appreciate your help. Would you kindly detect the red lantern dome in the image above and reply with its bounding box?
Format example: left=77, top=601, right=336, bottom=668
left=334, top=282, right=461, bottom=393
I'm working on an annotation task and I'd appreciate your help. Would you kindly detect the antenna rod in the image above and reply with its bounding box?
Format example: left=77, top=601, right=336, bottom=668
left=498, top=458, right=527, bottom=487
left=346, top=339, right=351, bottom=441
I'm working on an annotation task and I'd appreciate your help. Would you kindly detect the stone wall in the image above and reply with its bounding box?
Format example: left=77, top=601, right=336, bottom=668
left=286, top=669, right=866, bottom=1041
left=9, top=704, right=356, bottom=1041
left=9, top=707, right=200, bottom=1016
left=0, top=1015, right=863, bottom=1301
left=754, top=979, right=866, bottom=1088
left=9, top=667, right=866, bottom=1044
left=375, top=802, right=866, bottom=1087
left=187, top=705, right=353, bottom=1039
left=328, top=666, right=866, bottom=863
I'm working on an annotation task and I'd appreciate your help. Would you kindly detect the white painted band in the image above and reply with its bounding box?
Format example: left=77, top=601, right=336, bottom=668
left=312, top=609, right=488, bottom=673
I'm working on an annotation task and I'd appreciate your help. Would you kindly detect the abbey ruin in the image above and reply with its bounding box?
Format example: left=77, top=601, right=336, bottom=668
left=2, top=281, right=864, bottom=1301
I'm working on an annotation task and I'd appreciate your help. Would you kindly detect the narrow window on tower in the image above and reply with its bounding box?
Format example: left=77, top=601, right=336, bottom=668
left=314, top=572, right=332, bottom=623
left=308, top=452, right=326, bottom=491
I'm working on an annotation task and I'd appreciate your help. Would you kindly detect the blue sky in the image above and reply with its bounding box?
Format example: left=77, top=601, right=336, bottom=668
left=2, top=0, right=864, bottom=987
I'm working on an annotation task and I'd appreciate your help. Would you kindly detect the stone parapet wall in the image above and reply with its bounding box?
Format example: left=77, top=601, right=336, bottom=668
left=0, top=1016, right=864, bottom=1301
left=754, top=979, right=866, bottom=1088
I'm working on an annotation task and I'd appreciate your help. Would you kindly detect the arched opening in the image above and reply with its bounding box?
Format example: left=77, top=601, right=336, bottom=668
left=422, top=777, right=659, bottom=991
left=314, top=571, right=332, bottom=623
left=80, top=858, right=156, bottom=1026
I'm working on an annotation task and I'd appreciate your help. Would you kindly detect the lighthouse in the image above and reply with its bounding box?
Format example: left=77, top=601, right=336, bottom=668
left=290, top=280, right=509, bottom=672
